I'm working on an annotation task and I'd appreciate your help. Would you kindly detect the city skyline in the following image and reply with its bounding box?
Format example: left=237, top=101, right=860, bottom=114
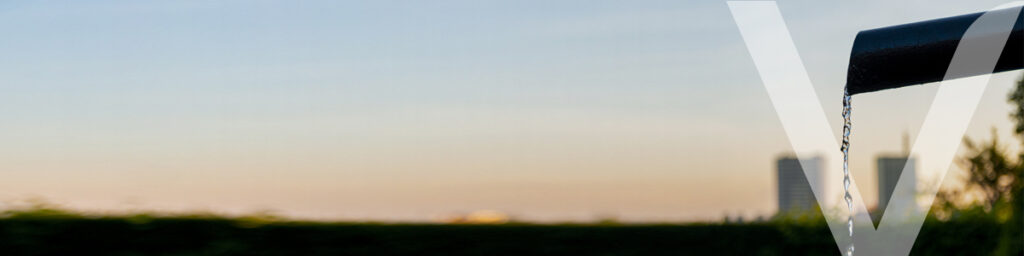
left=774, top=153, right=920, bottom=211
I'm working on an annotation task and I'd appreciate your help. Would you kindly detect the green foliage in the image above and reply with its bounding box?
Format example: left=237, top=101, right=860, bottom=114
left=926, top=74, right=1024, bottom=255
left=963, top=131, right=1018, bottom=209
left=930, top=74, right=1024, bottom=255
left=1009, top=77, right=1024, bottom=137
left=935, top=131, right=1021, bottom=222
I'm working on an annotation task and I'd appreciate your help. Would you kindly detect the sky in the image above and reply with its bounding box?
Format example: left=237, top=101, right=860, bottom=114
left=0, top=0, right=1020, bottom=222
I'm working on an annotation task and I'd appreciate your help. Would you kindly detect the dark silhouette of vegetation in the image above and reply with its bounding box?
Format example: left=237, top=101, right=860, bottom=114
left=0, top=206, right=1009, bottom=256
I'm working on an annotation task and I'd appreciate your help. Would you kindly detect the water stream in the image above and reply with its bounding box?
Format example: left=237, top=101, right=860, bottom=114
left=840, top=87, right=854, bottom=256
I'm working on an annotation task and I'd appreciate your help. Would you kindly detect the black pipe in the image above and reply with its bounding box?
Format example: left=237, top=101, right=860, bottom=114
left=846, top=9, right=1024, bottom=95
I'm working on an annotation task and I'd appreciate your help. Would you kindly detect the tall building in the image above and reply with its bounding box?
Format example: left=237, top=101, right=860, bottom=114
left=877, top=156, right=916, bottom=217
left=777, top=156, right=824, bottom=214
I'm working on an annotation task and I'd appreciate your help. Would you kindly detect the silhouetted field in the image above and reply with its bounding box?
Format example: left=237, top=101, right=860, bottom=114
left=0, top=211, right=1009, bottom=256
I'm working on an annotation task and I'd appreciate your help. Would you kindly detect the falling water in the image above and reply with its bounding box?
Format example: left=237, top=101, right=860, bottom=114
left=840, top=87, right=854, bottom=256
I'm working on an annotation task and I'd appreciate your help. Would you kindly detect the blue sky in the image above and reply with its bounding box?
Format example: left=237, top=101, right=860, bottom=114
left=0, top=0, right=1018, bottom=222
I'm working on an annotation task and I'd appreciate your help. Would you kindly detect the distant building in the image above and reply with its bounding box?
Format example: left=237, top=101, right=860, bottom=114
left=776, top=156, right=824, bottom=214
left=876, top=156, right=916, bottom=218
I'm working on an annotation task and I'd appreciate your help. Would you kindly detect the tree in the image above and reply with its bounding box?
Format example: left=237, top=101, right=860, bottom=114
left=959, top=131, right=1019, bottom=212
left=1000, top=75, right=1024, bottom=255
left=932, top=75, right=1024, bottom=255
